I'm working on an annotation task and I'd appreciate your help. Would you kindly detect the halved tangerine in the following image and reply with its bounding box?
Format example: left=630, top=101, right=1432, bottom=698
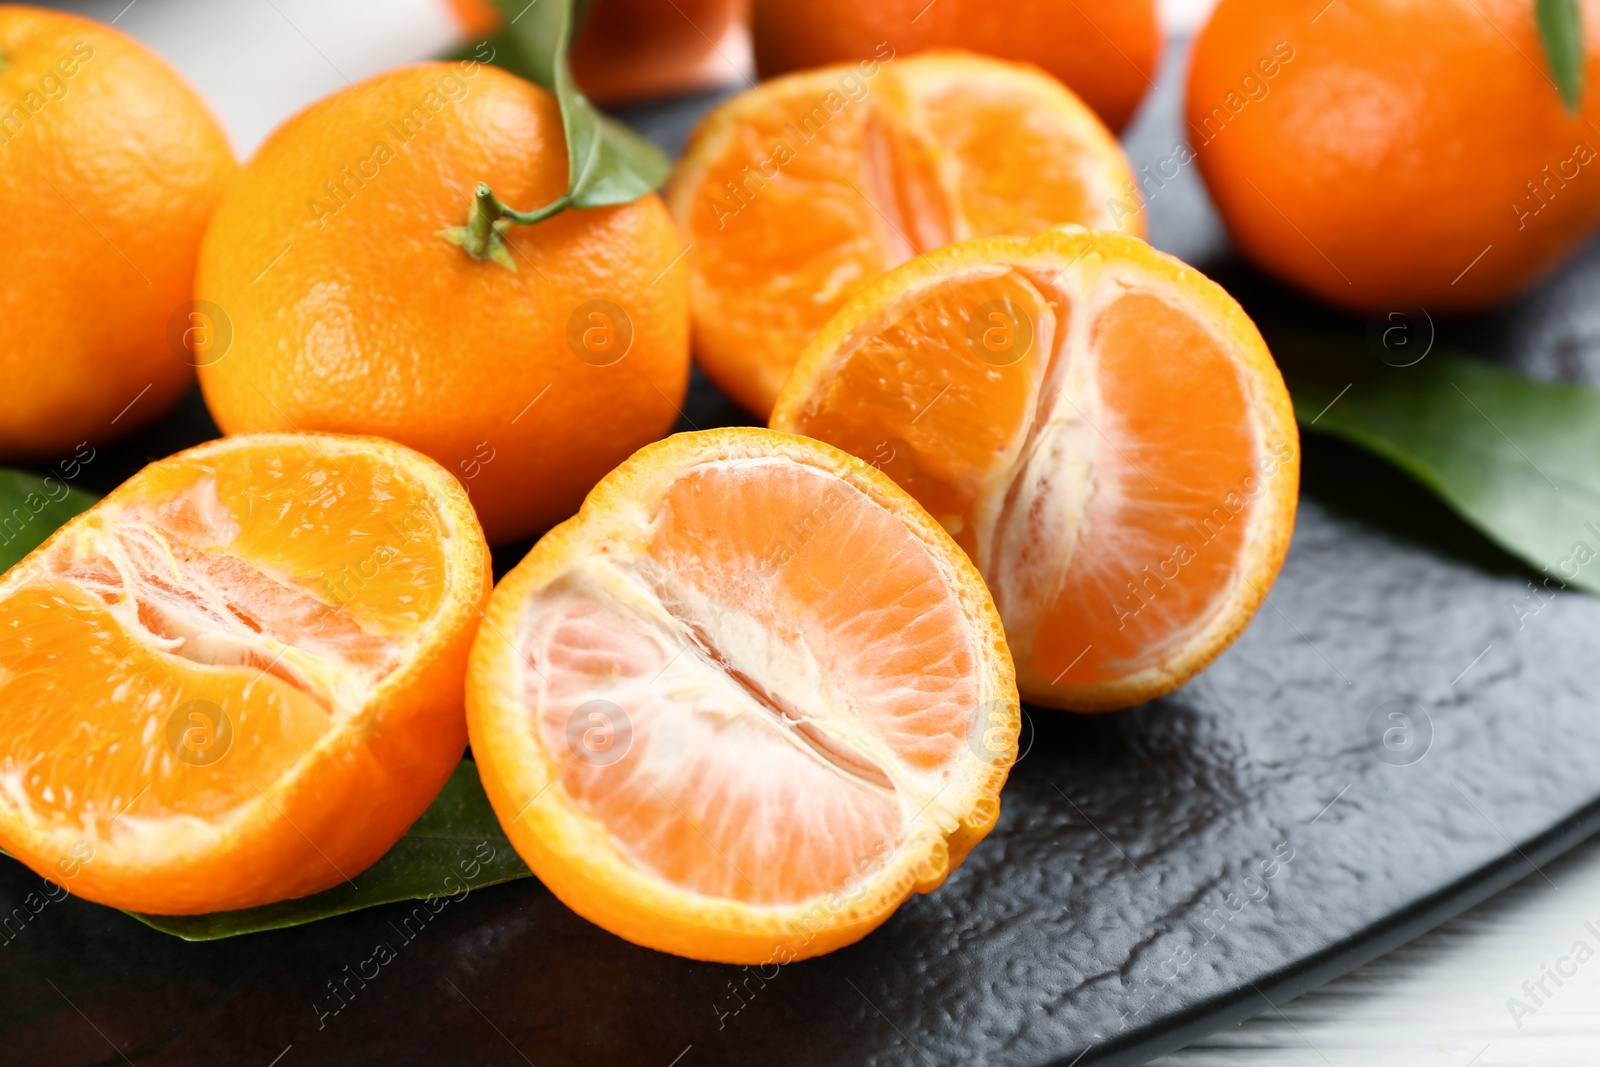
left=0, top=433, right=491, bottom=913
left=467, top=428, right=1018, bottom=963
left=667, top=49, right=1144, bottom=416
left=771, top=228, right=1299, bottom=710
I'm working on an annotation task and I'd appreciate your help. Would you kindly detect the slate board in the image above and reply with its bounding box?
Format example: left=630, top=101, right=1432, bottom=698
left=6, top=38, right=1600, bottom=1067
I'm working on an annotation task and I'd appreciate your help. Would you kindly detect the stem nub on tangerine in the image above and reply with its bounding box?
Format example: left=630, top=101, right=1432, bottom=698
left=438, top=181, right=573, bottom=270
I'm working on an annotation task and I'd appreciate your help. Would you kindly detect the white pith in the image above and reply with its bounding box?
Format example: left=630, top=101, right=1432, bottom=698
left=511, top=456, right=1003, bottom=904
left=27, top=476, right=403, bottom=717
left=805, top=251, right=1275, bottom=683
left=0, top=439, right=468, bottom=864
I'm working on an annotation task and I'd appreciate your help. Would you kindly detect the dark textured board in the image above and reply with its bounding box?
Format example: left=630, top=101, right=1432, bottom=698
left=6, top=37, right=1600, bottom=1067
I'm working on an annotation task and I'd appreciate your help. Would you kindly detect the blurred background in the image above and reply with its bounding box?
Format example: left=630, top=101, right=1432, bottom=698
left=42, top=0, right=1218, bottom=155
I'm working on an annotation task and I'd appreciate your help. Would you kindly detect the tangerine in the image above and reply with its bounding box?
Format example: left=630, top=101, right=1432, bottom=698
left=195, top=62, right=690, bottom=544
left=0, top=6, right=235, bottom=457
left=669, top=50, right=1143, bottom=416
left=752, top=0, right=1160, bottom=131
left=772, top=228, right=1299, bottom=710
left=468, top=427, right=1018, bottom=962
left=0, top=433, right=491, bottom=914
left=1189, top=0, right=1600, bottom=310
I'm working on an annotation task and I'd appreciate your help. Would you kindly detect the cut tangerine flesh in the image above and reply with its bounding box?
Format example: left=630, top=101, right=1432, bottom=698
left=467, top=428, right=1017, bottom=962
left=772, top=229, right=1300, bottom=711
left=0, top=433, right=490, bottom=913
left=668, top=50, right=1142, bottom=417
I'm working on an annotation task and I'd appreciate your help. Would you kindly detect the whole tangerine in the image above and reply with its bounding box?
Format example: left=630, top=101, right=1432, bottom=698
left=195, top=61, right=690, bottom=544
left=1188, top=0, right=1600, bottom=311
left=750, top=0, right=1161, bottom=131
left=0, top=5, right=235, bottom=457
left=446, top=0, right=746, bottom=102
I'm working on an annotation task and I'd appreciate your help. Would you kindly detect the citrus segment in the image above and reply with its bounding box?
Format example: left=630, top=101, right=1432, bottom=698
left=900, top=56, right=1132, bottom=238
left=772, top=229, right=1299, bottom=711
left=786, top=267, right=1056, bottom=558
left=668, top=50, right=1142, bottom=416
left=0, top=434, right=491, bottom=913
left=468, top=428, right=1018, bottom=962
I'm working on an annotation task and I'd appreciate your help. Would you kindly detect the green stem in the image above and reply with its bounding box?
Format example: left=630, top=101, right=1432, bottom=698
left=438, top=182, right=572, bottom=271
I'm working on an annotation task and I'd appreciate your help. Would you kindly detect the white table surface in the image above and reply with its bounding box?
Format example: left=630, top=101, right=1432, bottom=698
left=47, top=2, right=1600, bottom=1064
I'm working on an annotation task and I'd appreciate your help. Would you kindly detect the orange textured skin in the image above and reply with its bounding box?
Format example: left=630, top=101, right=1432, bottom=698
left=751, top=0, right=1160, bottom=131
left=448, top=0, right=501, bottom=38
left=196, top=62, right=690, bottom=544
left=0, top=5, right=235, bottom=457
left=1189, top=0, right=1600, bottom=311
left=447, top=0, right=745, bottom=102
left=571, top=0, right=745, bottom=102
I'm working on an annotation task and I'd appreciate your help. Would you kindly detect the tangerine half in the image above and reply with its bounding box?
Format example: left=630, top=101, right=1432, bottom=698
left=0, top=433, right=491, bottom=914
left=772, top=228, right=1299, bottom=711
left=668, top=49, right=1144, bottom=417
left=467, top=427, right=1018, bottom=963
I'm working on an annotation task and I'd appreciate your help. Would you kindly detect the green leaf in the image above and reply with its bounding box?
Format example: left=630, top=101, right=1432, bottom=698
left=447, top=0, right=669, bottom=250
left=1539, top=0, right=1585, bottom=112
left=1278, top=334, right=1600, bottom=595
left=129, top=760, right=532, bottom=940
left=0, top=469, right=98, bottom=573
left=505, top=0, right=666, bottom=208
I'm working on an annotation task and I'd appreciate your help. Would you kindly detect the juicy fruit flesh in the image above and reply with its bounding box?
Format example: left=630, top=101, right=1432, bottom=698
left=1028, top=292, right=1256, bottom=684
left=0, top=447, right=452, bottom=835
left=783, top=264, right=1263, bottom=690
left=517, top=458, right=983, bottom=906
left=789, top=266, right=1058, bottom=549
left=682, top=56, right=1133, bottom=409
left=910, top=68, right=1118, bottom=239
